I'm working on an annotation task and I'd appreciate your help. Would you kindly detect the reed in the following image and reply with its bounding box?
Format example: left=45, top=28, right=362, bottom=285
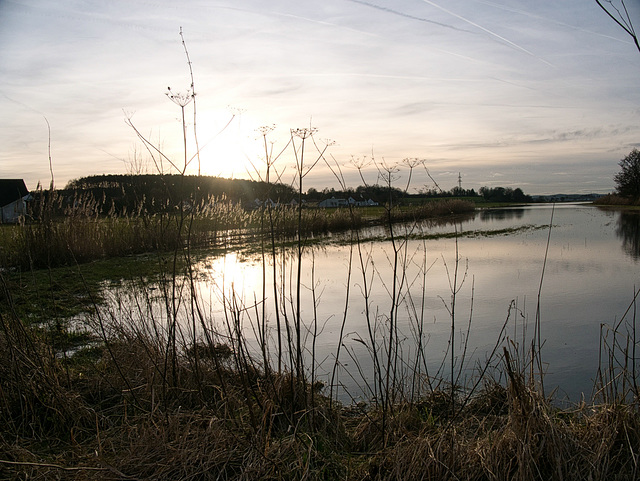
left=0, top=189, right=473, bottom=271
left=384, top=198, right=476, bottom=224
left=0, top=190, right=262, bottom=270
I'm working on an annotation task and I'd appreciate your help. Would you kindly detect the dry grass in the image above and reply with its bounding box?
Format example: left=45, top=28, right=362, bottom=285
left=594, top=194, right=640, bottom=206
left=1, top=194, right=368, bottom=270
left=386, top=199, right=476, bottom=224
left=0, top=191, right=260, bottom=270
left=2, top=306, right=639, bottom=481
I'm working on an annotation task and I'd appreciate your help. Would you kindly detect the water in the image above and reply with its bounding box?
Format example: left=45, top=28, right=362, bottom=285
left=104, top=204, right=640, bottom=404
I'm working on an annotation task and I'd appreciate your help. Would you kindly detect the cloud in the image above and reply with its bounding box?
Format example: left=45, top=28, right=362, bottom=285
left=0, top=0, right=637, bottom=194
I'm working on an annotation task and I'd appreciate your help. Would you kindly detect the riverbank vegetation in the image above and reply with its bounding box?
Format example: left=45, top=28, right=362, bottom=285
left=2, top=177, right=639, bottom=480
left=595, top=148, right=640, bottom=206
left=2, top=122, right=639, bottom=479
left=594, top=194, right=640, bottom=207
left=0, top=181, right=477, bottom=270
left=2, top=272, right=640, bottom=479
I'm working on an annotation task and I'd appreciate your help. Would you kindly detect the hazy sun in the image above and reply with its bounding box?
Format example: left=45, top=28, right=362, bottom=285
left=196, top=112, right=265, bottom=180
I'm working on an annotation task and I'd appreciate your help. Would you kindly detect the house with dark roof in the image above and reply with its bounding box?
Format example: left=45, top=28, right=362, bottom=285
left=0, top=179, right=30, bottom=223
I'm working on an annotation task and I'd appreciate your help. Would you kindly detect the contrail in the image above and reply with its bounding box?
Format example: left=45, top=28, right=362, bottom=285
left=0, top=91, right=47, bottom=117
left=173, top=3, right=381, bottom=39
left=277, top=12, right=379, bottom=38
left=259, top=72, right=481, bottom=83
left=473, top=0, right=633, bottom=46
left=420, top=0, right=554, bottom=67
left=346, top=0, right=477, bottom=34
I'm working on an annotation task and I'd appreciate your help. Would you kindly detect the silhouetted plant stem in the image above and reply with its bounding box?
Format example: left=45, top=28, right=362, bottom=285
left=178, top=27, right=202, bottom=176
left=535, top=203, right=554, bottom=395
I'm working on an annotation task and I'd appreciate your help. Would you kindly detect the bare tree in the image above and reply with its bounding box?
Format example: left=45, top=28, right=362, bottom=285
left=596, top=0, right=640, bottom=53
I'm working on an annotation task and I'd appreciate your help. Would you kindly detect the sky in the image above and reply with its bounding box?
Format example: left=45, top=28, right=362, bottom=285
left=0, top=0, right=638, bottom=195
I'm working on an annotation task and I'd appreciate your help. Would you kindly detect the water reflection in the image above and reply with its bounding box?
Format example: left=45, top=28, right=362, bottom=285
left=478, top=208, right=525, bottom=221
left=94, top=205, right=640, bottom=405
left=616, top=211, right=640, bottom=260
left=349, top=212, right=478, bottom=243
left=393, top=212, right=477, bottom=232
left=422, top=211, right=477, bottom=227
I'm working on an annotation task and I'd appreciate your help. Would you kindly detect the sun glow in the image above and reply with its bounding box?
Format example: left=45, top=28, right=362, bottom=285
left=195, top=112, right=265, bottom=180
left=199, top=252, right=264, bottom=310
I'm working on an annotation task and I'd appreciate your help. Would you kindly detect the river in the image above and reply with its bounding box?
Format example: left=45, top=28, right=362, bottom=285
left=103, top=204, right=640, bottom=404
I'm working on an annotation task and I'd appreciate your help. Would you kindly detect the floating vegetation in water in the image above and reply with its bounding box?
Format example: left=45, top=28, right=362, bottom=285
left=328, top=223, right=550, bottom=246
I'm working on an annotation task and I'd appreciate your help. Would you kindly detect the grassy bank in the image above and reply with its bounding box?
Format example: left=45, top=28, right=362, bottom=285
left=0, top=197, right=475, bottom=270
left=594, top=194, right=640, bottom=208
left=1, top=308, right=639, bottom=480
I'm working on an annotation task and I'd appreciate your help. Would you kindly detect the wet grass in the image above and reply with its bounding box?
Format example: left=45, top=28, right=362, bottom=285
left=1, top=253, right=179, bottom=323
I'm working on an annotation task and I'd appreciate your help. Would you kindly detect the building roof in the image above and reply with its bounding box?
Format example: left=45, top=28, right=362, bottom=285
left=0, top=179, right=29, bottom=207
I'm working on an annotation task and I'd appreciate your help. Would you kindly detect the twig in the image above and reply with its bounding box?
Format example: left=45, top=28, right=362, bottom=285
left=0, top=459, right=135, bottom=479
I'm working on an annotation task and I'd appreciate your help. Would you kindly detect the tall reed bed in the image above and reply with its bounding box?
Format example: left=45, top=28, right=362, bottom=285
left=385, top=198, right=475, bottom=224
left=0, top=189, right=259, bottom=270
left=0, top=186, right=474, bottom=271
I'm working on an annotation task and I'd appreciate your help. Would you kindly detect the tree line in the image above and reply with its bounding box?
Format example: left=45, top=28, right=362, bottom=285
left=309, top=184, right=533, bottom=204
left=53, top=174, right=297, bottom=215
left=478, top=186, right=532, bottom=203
left=27, top=174, right=536, bottom=217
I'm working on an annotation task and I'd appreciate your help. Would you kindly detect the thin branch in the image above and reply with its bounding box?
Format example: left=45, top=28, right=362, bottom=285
left=124, top=113, right=181, bottom=174
left=0, top=459, right=133, bottom=478
left=179, top=27, right=202, bottom=175
left=596, top=0, right=640, bottom=53
left=44, top=116, right=54, bottom=190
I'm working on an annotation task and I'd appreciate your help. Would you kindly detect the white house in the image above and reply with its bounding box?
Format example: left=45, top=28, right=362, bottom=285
left=254, top=198, right=279, bottom=208
left=317, top=197, right=378, bottom=208
left=348, top=197, right=379, bottom=207
left=0, top=179, right=30, bottom=223
left=317, top=197, right=348, bottom=208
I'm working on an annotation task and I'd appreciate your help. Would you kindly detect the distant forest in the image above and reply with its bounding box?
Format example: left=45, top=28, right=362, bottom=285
left=59, top=174, right=419, bottom=213
left=305, top=184, right=532, bottom=203
left=58, top=174, right=297, bottom=214
left=29, top=174, right=533, bottom=215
